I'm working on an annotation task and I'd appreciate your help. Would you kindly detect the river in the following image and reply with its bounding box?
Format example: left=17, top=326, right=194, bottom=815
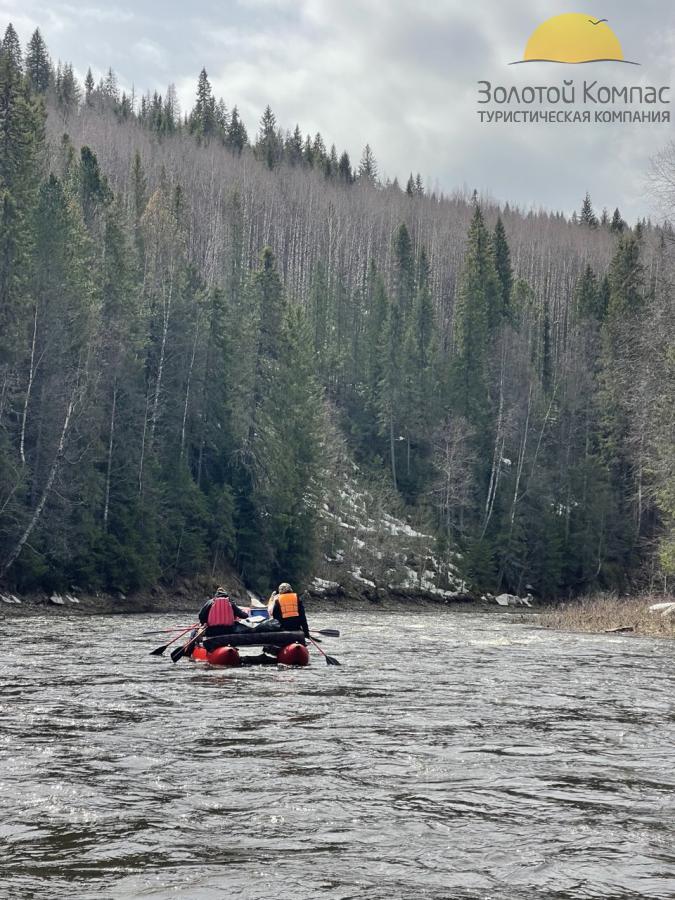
left=1, top=609, right=673, bottom=899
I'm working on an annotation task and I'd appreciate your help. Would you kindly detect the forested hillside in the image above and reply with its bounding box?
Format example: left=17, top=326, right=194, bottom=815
left=1, top=23, right=674, bottom=599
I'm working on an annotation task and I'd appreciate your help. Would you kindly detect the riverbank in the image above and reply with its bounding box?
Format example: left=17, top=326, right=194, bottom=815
left=0, top=579, right=485, bottom=619
left=541, top=593, right=675, bottom=639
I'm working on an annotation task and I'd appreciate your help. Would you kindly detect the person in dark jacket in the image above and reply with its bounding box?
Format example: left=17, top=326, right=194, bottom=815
left=198, top=587, right=249, bottom=636
left=267, top=582, right=310, bottom=637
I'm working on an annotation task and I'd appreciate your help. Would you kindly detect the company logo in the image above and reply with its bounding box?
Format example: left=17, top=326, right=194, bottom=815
left=477, top=13, right=668, bottom=126
left=510, top=13, right=639, bottom=66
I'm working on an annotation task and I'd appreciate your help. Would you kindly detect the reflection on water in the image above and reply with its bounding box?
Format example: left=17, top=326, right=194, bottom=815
left=1, top=610, right=674, bottom=899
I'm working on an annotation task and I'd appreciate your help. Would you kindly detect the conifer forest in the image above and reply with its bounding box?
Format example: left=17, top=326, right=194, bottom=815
left=1, top=23, right=674, bottom=599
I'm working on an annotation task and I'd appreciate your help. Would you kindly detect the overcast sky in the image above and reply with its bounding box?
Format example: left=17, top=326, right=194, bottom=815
left=2, top=0, right=675, bottom=222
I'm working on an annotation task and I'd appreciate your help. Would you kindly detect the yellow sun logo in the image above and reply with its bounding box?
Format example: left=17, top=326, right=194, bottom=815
left=511, top=13, right=639, bottom=65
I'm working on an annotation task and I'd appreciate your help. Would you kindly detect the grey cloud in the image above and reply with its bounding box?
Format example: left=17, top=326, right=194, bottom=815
left=1, top=0, right=673, bottom=219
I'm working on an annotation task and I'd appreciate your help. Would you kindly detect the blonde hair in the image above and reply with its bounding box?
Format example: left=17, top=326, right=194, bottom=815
left=278, top=582, right=292, bottom=594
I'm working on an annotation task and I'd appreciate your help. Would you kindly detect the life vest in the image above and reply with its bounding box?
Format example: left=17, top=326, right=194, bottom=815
left=207, top=596, right=235, bottom=627
left=277, top=592, right=300, bottom=619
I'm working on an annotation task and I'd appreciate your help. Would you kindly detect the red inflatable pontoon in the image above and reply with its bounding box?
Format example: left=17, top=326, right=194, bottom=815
left=191, top=642, right=309, bottom=667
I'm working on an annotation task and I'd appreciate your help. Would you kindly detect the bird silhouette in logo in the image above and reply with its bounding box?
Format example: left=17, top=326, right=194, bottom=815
left=512, top=13, right=638, bottom=65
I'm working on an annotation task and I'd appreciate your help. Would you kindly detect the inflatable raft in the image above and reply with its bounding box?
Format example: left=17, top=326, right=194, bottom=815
left=191, top=630, right=310, bottom=667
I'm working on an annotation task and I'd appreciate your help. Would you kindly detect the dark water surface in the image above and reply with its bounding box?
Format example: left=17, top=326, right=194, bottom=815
left=1, top=610, right=674, bottom=899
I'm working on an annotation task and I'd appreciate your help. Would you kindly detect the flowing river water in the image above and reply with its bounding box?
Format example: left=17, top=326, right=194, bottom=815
left=1, top=609, right=674, bottom=899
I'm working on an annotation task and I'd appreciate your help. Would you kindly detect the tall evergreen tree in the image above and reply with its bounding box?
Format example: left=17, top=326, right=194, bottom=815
left=338, top=150, right=352, bottom=182
left=580, top=192, right=598, bottom=228
left=575, top=264, right=600, bottom=320
left=192, top=68, right=216, bottom=138
left=358, top=144, right=378, bottom=183
left=450, top=206, right=498, bottom=425
left=25, top=29, right=51, bottom=93
left=287, top=124, right=303, bottom=166
left=0, top=24, right=44, bottom=365
left=607, top=234, right=644, bottom=323
left=256, top=105, right=281, bottom=169
left=493, top=216, right=513, bottom=320
left=225, top=106, right=247, bottom=154
left=84, top=68, right=95, bottom=105
left=392, top=223, right=415, bottom=319
left=610, top=208, right=626, bottom=233
left=2, top=24, right=22, bottom=71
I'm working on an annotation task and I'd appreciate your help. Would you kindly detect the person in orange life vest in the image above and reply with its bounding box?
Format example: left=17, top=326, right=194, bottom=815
left=198, top=587, right=249, bottom=636
left=268, top=582, right=310, bottom=637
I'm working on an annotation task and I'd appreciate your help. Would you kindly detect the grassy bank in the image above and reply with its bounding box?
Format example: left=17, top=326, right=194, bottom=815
left=542, top=594, right=675, bottom=639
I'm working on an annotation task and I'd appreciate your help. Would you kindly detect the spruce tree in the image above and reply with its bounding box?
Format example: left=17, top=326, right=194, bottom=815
left=25, top=29, right=51, bottom=93
left=358, top=144, right=378, bottom=183
left=493, top=216, right=513, bottom=320
left=0, top=26, right=44, bottom=364
left=594, top=234, right=646, bottom=580
left=266, top=304, right=324, bottom=583
left=232, top=248, right=287, bottom=587
left=255, top=246, right=285, bottom=363
left=226, top=106, right=247, bottom=154
left=256, top=105, right=281, bottom=169
left=287, top=124, right=303, bottom=165
left=575, top=264, right=600, bottom=320
left=2, top=24, right=22, bottom=72
left=192, top=68, right=216, bottom=138
left=79, top=146, right=112, bottom=230
left=392, top=223, right=415, bottom=319
left=302, top=134, right=314, bottom=168
left=84, top=68, right=95, bottom=105
left=610, top=208, right=626, bottom=233
left=399, top=246, right=439, bottom=494
left=55, top=63, right=80, bottom=114
left=607, top=235, right=644, bottom=322
left=312, top=132, right=326, bottom=167
left=18, top=174, right=96, bottom=578
left=450, top=206, right=498, bottom=425
left=215, top=98, right=228, bottom=133
left=338, top=150, right=352, bottom=182
left=580, top=192, right=598, bottom=228
left=327, top=144, right=339, bottom=178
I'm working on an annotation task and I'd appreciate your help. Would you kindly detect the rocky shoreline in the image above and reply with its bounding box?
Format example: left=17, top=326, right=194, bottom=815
left=0, top=577, right=522, bottom=619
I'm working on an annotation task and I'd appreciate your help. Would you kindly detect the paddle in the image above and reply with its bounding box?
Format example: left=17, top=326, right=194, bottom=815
left=312, top=629, right=340, bottom=638
left=308, top=635, right=340, bottom=665
left=143, top=623, right=197, bottom=637
left=149, top=624, right=197, bottom=656
left=171, top=625, right=207, bottom=663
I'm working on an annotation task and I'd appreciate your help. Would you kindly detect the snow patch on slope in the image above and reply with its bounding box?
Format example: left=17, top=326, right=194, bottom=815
left=314, top=427, right=466, bottom=601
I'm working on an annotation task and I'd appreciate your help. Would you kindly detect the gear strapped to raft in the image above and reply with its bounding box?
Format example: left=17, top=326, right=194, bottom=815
left=202, top=630, right=306, bottom=652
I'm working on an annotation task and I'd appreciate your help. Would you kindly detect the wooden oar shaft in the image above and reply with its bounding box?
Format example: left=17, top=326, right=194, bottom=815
left=308, top=635, right=340, bottom=665
left=149, top=624, right=196, bottom=656
left=171, top=625, right=207, bottom=663
left=143, top=623, right=198, bottom=636
left=308, top=636, right=328, bottom=657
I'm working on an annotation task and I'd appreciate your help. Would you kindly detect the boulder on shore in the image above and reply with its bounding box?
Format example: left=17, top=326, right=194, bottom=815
left=495, top=593, right=533, bottom=607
